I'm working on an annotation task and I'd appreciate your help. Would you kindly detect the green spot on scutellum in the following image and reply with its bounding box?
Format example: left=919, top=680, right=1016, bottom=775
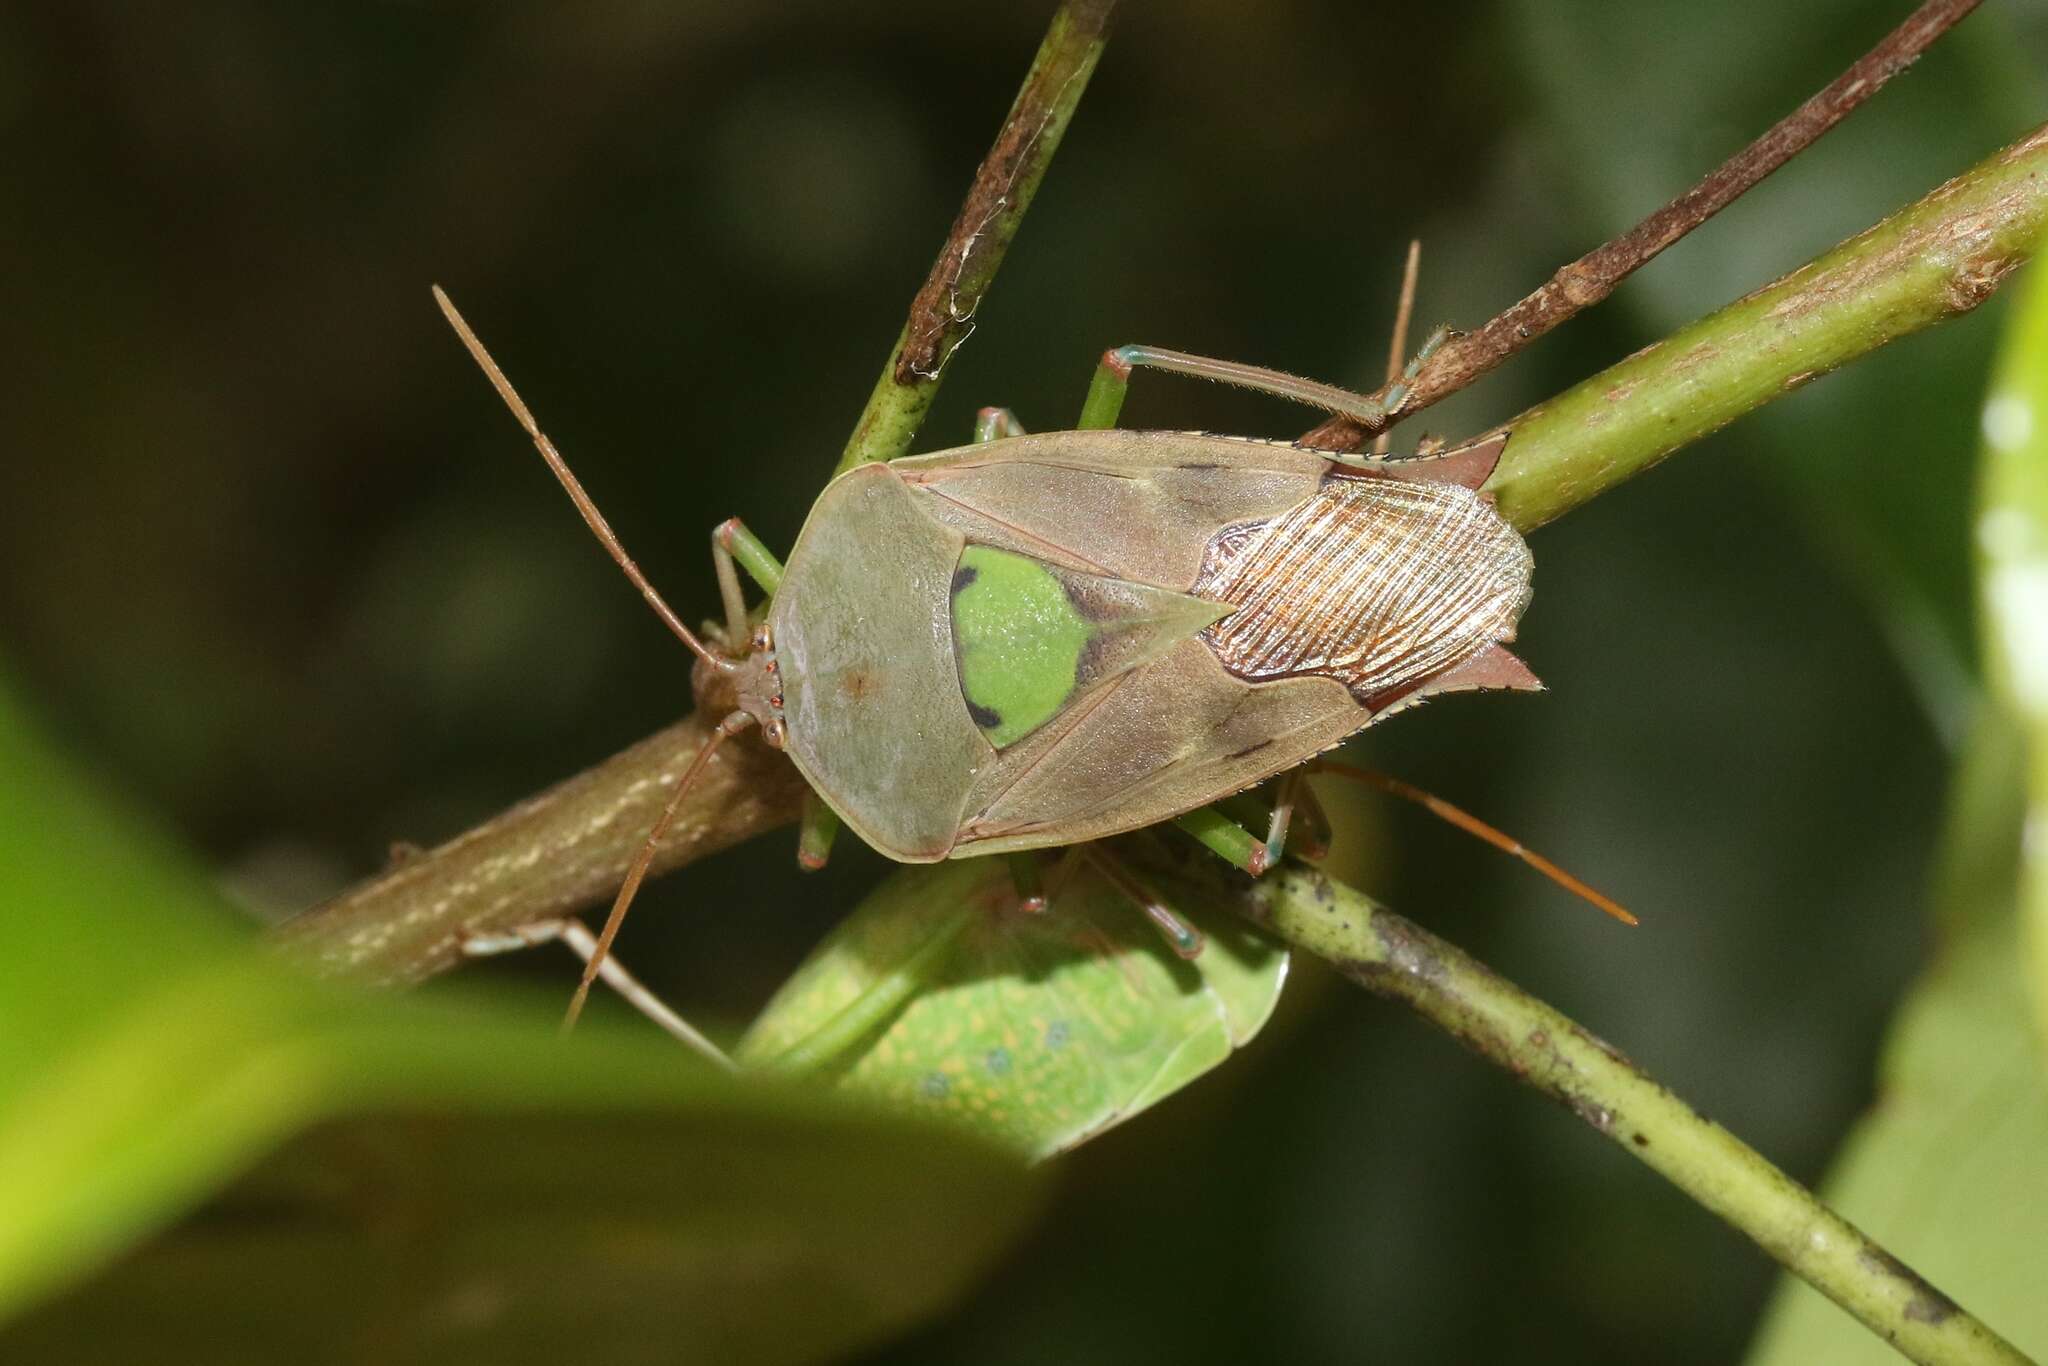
left=1044, top=1021, right=1070, bottom=1051
left=944, top=543, right=1228, bottom=751
left=985, top=1047, right=1013, bottom=1076
left=948, top=545, right=1093, bottom=748
left=922, top=1073, right=950, bottom=1099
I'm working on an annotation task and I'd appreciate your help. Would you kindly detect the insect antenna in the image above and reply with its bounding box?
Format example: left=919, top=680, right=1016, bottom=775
left=1312, top=760, right=1638, bottom=926
left=562, top=708, right=755, bottom=1031
left=432, top=286, right=733, bottom=673
left=434, top=286, right=762, bottom=1028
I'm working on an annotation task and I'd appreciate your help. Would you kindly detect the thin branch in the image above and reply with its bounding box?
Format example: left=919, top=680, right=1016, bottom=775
left=1181, top=853, right=2033, bottom=1366
left=1303, top=0, right=1982, bottom=452
left=277, top=119, right=2048, bottom=985
left=272, top=705, right=808, bottom=984
left=1489, top=119, right=2048, bottom=532
left=834, top=0, right=1117, bottom=477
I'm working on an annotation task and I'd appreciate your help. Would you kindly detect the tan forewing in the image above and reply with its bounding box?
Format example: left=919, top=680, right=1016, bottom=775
left=894, top=429, right=1331, bottom=588
left=955, top=640, right=1362, bottom=855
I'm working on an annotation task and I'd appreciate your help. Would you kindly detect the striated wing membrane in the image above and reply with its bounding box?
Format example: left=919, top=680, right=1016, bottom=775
left=1192, top=473, right=1532, bottom=705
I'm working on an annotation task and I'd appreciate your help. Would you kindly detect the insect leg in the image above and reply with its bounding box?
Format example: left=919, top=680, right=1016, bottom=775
left=1079, top=341, right=1454, bottom=433
left=711, top=532, right=750, bottom=648
left=713, top=517, right=785, bottom=594
left=1290, top=776, right=1334, bottom=862
left=1076, top=349, right=1133, bottom=429
left=1373, top=241, right=1423, bottom=457
left=1172, top=805, right=1271, bottom=876
left=1176, top=773, right=1333, bottom=874
left=1263, top=772, right=1304, bottom=870
left=1083, top=845, right=1204, bottom=959
left=711, top=517, right=785, bottom=648
left=797, top=792, right=840, bottom=871
left=563, top=708, right=759, bottom=1030
left=462, top=920, right=734, bottom=1069
left=1005, top=851, right=1049, bottom=913
left=1379, top=325, right=1452, bottom=414
left=973, top=407, right=1029, bottom=442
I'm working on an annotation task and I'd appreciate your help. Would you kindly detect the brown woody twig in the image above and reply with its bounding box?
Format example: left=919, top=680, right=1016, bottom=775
left=1302, top=0, right=1982, bottom=452
left=835, top=0, right=1118, bottom=477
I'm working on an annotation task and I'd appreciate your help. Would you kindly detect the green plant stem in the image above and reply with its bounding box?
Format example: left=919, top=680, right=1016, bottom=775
left=1491, top=121, right=2048, bottom=532
left=1207, top=855, right=2033, bottom=1366
left=833, top=0, right=1115, bottom=477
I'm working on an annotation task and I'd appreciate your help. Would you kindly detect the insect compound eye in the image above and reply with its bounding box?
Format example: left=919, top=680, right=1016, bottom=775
left=750, top=624, right=774, bottom=653
left=762, top=718, right=787, bottom=749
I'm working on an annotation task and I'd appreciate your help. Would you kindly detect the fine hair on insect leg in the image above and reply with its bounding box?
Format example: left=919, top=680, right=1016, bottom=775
left=1372, top=240, right=1423, bottom=458
left=434, top=286, right=762, bottom=1029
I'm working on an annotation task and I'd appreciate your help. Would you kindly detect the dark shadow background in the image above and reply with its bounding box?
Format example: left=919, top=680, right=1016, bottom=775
left=4, top=1, right=2041, bottom=1360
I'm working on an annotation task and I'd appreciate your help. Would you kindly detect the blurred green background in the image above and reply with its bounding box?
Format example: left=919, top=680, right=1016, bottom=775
left=3, top=0, right=2043, bottom=1360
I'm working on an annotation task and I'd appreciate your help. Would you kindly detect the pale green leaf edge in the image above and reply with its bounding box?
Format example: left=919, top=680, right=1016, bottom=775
left=1744, top=230, right=2048, bottom=1364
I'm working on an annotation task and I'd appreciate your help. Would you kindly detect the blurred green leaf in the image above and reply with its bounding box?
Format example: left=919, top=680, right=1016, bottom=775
left=4, top=1096, right=1045, bottom=1366
left=738, top=856, right=1288, bottom=1160
left=1744, top=719, right=2048, bottom=1363
left=0, top=668, right=1043, bottom=1362
left=1745, top=234, right=2048, bottom=1362
left=1976, top=227, right=2048, bottom=1045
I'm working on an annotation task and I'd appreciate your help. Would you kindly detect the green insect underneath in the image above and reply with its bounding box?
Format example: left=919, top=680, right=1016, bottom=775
left=736, top=855, right=1287, bottom=1160
left=432, top=289, right=1577, bottom=1031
